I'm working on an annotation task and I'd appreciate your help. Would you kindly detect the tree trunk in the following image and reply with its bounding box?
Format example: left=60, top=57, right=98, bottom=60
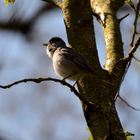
left=61, top=0, right=127, bottom=139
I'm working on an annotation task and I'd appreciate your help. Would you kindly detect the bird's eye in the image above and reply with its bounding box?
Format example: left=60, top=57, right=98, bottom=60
left=49, top=48, right=53, bottom=51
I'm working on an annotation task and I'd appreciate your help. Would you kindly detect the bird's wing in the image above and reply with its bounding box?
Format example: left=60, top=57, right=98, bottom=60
left=59, top=47, right=94, bottom=72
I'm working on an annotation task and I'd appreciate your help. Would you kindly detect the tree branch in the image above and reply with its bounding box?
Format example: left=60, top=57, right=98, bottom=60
left=130, top=0, right=140, bottom=47
left=133, top=56, right=140, bottom=62
left=0, top=77, right=92, bottom=106
left=42, top=0, right=62, bottom=8
left=0, top=5, right=55, bottom=35
left=117, top=38, right=140, bottom=100
left=125, top=36, right=140, bottom=62
left=91, top=0, right=125, bottom=76
left=119, top=13, right=129, bottom=22
left=118, top=95, right=140, bottom=111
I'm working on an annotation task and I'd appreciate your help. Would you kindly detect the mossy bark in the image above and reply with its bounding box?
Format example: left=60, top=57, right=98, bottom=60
left=61, top=0, right=126, bottom=139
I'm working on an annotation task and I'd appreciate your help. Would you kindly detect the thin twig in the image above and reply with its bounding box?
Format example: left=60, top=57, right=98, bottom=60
left=92, top=12, right=105, bottom=26
left=122, top=1, right=140, bottom=71
left=133, top=56, right=140, bottom=62
left=125, top=36, right=140, bottom=62
left=120, top=2, right=140, bottom=111
left=114, top=59, right=131, bottom=102
left=119, top=13, right=130, bottom=22
left=116, top=30, right=140, bottom=107
left=0, top=77, right=92, bottom=106
left=0, top=5, right=55, bottom=35
left=42, top=0, right=62, bottom=8
left=114, top=91, right=120, bottom=103
left=130, top=0, right=140, bottom=47
left=118, top=95, right=140, bottom=111
left=124, top=0, right=140, bottom=63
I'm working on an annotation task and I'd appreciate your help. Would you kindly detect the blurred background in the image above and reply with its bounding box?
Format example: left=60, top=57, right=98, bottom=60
left=0, top=0, right=140, bottom=140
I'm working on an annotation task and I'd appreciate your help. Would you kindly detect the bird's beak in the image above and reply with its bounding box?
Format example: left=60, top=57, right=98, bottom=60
left=43, top=43, right=48, bottom=47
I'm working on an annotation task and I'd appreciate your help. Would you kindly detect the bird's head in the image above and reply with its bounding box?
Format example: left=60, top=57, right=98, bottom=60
left=43, top=37, right=66, bottom=58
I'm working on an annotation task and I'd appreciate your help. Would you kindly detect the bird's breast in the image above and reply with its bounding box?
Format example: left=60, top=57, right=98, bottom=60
left=52, top=52, right=80, bottom=80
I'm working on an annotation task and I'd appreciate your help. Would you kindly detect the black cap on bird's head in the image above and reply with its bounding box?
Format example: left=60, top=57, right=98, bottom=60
left=49, top=37, right=65, bottom=45
left=43, top=37, right=66, bottom=47
left=43, top=37, right=66, bottom=58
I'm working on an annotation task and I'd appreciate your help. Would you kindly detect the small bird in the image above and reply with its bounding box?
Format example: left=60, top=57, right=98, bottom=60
left=43, top=37, right=94, bottom=81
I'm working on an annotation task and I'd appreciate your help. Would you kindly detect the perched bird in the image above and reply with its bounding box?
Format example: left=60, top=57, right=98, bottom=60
left=43, top=37, right=94, bottom=81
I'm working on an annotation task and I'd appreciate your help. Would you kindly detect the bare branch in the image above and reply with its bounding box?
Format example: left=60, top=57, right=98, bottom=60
left=125, top=36, right=140, bottom=62
left=122, top=3, right=140, bottom=87
left=114, top=60, right=132, bottom=105
left=114, top=91, right=120, bottom=103
left=92, top=12, right=105, bottom=26
left=120, top=38, right=140, bottom=90
left=116, top=2, right=140, bottom=100
left=42, top=0, right=62, bottom=8
left=129, top=1, right=136, bottom=11
left=133, top=56, right=140, bottom=62
left=119, top=13, right=130, bottom=22
left=0, top=5, right=55, bottom=35
left=114, top=38, right=139, bottom=101
left=118, top=95, right=140, bottom=111
left=0, top=77, right=92, bottom=106
left=130, top=0, right=140, bottom=47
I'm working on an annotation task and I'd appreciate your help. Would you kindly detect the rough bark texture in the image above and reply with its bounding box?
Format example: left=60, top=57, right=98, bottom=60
left=61, top=0, right=127, bottom=140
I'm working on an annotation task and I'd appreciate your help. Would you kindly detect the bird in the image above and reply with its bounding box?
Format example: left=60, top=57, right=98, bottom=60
left=43, top=37, right=94, bottom=81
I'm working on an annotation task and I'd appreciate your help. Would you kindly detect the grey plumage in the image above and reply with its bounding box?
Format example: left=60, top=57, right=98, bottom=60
left=44, top=37, right=93, bottom=80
